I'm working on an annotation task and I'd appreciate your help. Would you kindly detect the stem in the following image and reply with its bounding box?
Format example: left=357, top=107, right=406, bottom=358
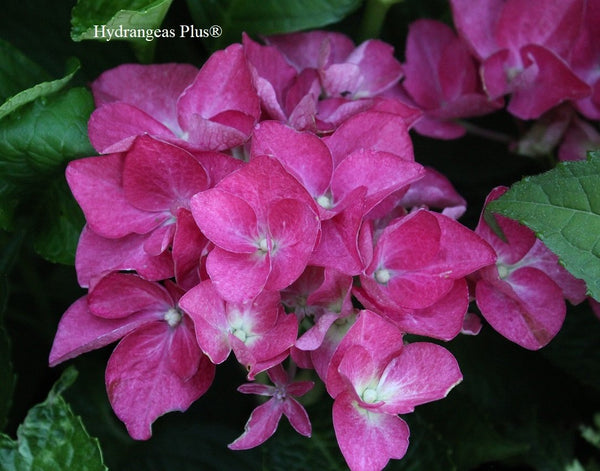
left=359, top=0, right=403, bottom=41
left=456, top=119, right=514, bottom=145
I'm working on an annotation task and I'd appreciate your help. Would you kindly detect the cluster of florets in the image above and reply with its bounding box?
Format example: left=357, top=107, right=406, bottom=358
left=49, top=2, right=592, bottom=469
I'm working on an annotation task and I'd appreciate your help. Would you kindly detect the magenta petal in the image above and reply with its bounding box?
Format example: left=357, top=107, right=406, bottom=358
left=390, top=279, right=469, bottom=341
left=476, top=267, right=566, bottom=349
left=283, top=397, right=312, bottom=437
left=88, top=273, right=172, bottom=319
left=191, top=189, right=258, bottom=253
left=172, top=208, right=207, bottom=289
left=343, top=40, right=403, bottom=97
left=123, top=136, right=208, bottom=212
left=507, top=45, right=591, bottom=119
left=106, top=322, right=215, bottom=440
left=49, top=296, right=158, bottom=366
left=449, top=0, right=505, bottom=59
left=75, top=226, right=174, bottom=288
left=376, top=342, right=462, bottom=415
left=206, top=246, right=270, bottom=303
left=265, top=31, right=355, bottom=71
left=331, top=149, right=423, bottom=211
left=251, top=120, right=333, bottom=197
left=179, top=280, right=231, bottom=364
left=168, top=316, right=203, bottom=381
left=266, top=198, right=320, bottom=291
left=88, top=103, right=177, bottom=154
left=178, top=43, right=260, bottom=150
left=333, top=391, right=409, bottom=471
left=66, top=154, right=165, bottom=238
left=326, top=111, right=414, bottom=166
left=327, top=310, right=404, bottom=398
left=91, top=63, right=198, bottom=125
left=228, top=399, right=283, bottom=450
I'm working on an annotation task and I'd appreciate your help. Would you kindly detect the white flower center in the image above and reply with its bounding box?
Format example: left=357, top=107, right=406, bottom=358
left=361, top=388, right=379, bottom=404
left=317, top=194, right=334, bottom=210
left=497, top=263, right=510, bottom=280
left=374, top=268, right=391, bottom=284
left=164, top=308, right=183, bottom=327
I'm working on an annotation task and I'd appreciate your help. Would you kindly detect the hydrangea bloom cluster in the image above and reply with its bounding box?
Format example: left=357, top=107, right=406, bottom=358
left=49, top=3, right=591, bottom=468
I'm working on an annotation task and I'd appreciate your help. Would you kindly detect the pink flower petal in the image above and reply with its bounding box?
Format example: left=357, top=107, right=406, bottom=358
left=88, top=273, right=172, bottom=319
left=88, top=103, right=177, bottom=154
left=66, top=153, right=166, bottom=238
left=106, top=321, right=215, bottom=440
left=49, top=296, right=159, bottom=366
left=123, top=136, right=208, bottom=212
left=333, top=391, right=409, bottom=471
left=251, top=120, right=333, bottom=197
left=178, top=43, right=260, bottom=151
left=476, top=266, right=566, bottom=349
left=179, top=280, right=231, bottom=364
left=228, top=399, right=284, bottom=450
left=75, top=226, right=174, bottom=288
left=375, top=342, right=462, bottom=415
left=190, top=188, right=259, bottom=253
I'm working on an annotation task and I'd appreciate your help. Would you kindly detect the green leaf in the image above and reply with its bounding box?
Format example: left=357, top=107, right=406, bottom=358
left=0, top=87, right=94, bottom=177
left=186, top=0, right=363, bottom=49
left=0, top=58, right=80, bottom=121
left=0, top=87, right=93, bottom=260
left=487, top=154, right=600, bottom=301
left=33, top=177, right=85, bottom=265
left=0, top=40, right=50, bottom=103
left=71, top=0, right=174, bottom=62
left=0, top=367, right=107, bottom=470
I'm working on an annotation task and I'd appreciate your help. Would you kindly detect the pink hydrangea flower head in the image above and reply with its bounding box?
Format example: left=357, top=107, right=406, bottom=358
left=473, top=187, right=587, bottom=349
left=49, top=273, right=215, bottom=439
left=89, top=44, right=261, bottom=153
left=450, top=0, right=591, bottom=119
left=228, top=364, right=313, bottom=450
